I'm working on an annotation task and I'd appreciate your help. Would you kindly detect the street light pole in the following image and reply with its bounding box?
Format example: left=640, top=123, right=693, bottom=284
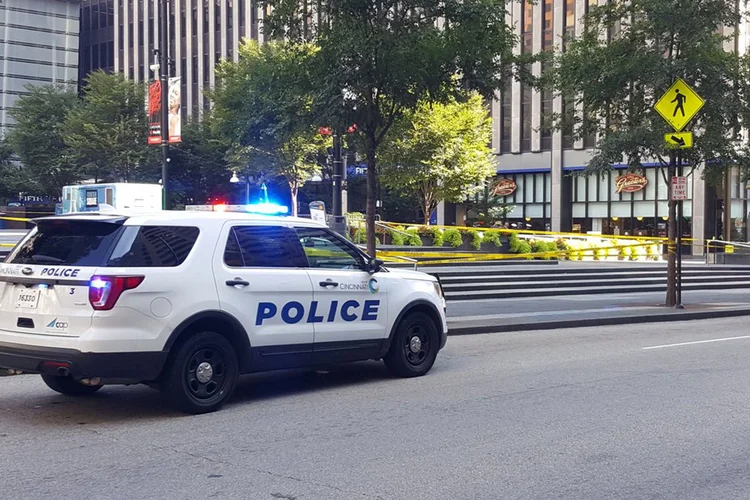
left=159, top=0, right=170, bottom=209
left=332, top=128, right=343, bottom=217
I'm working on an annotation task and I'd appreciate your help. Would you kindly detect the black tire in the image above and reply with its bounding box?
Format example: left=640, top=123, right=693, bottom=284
left=159, top=331, right=239, bottom=414
left=384, top=312, right=439, bottom=378
left=41, top=375, right=103, bottom=396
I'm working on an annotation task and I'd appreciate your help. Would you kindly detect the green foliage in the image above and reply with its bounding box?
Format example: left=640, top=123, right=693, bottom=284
left=390, top=227, right=406, bottom=246
left=261, top=0, right=528, bottom=255
left=405, top=228, right=422, bottom=246
left=430, top=227, right=444, bottom=247
left=469, top=230, right=482, bottom=250
left=380, top=94, right=496, bottom=224
left=169, top=115, right=233, bottom=206
left=444, top=228, right=463, bottom=248
left=6, top=84, right=80, bottom=196
left=509, top=233, right=523, bottom=253
left=211, top=40, right=327, bottom=215
left=482, top=231, right=502, bottom=248
left=63, top=71, right=152, bottom=183
left=468, top=181, right=516, bottom=226
left=552, top=0, right=750, bottom=178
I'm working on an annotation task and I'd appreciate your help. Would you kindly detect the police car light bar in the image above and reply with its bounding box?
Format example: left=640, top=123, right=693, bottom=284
left=185, top=203, right=289, bottom=215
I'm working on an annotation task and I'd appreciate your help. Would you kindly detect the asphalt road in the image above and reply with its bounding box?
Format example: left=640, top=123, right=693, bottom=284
left=4, top=318, right=750, bottom=499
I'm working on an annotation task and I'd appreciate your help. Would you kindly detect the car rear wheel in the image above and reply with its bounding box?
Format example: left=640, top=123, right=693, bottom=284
left=159, top=331, right=239, bottom=414
left=384, top=312, right=439, bottom=378
left=41, top=374, right=103, bottom=396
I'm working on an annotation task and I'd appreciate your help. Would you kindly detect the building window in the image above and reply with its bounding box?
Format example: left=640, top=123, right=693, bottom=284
left=228, top=1, right=234, bottom=30
left=192, top=55, right=198, bottom=83
left=520, top=0, right=533, bottom=152
left=215, top=0, right=222, bottom=31
left=192, top=7, right=198, bottom=36
left=251, top=0, right=258, bottom=39
left=181, top=10, right=186, bottom=38
left=501, top=77, right=512, bottom=153
left=92, top=3, right=100, bottom=30
left=203, top=4, right=209, bottom=33
left=129, top=22, right=133, bottom=48
left=239, top=0, right=246, bottom=31
left=203, top=55, right=209, bottom=83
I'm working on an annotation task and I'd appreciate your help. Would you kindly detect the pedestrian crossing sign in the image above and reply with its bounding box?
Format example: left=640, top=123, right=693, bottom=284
left=654, top=79, right=705, bottom=132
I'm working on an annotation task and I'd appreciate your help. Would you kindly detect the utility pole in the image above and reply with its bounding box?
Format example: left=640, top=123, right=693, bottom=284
left=159, top=0, right=170, bottom=209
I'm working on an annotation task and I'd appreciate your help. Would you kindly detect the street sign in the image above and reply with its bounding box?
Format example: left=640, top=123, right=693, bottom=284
left=664, top=131, right=693, bottom=149
left=654, top=79, right=705, bottom=132
left=671, top=176, right=688, bottom=201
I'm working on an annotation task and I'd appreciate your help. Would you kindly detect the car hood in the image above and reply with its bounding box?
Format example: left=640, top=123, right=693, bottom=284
left=384, top=268, right=437, bottom=282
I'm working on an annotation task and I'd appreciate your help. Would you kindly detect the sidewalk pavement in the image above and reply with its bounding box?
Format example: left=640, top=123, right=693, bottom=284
left=447, top=300, right=750, bottom=335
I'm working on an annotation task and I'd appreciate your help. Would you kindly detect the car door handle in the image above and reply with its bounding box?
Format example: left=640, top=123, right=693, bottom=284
left=319, top=281, right=339, bottom=288
left=226, top=279, right=250, bottom=287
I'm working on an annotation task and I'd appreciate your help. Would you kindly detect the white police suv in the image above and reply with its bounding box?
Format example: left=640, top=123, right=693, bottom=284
left=0, top=211, right=447, bottom=413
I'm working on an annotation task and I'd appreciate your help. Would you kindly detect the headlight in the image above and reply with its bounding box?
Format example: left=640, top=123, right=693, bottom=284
left=432, top=278, right=444, bottom=299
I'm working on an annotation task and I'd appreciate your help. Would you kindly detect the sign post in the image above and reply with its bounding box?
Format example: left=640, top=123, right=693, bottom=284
left=655, top=78, right=704, bottom=308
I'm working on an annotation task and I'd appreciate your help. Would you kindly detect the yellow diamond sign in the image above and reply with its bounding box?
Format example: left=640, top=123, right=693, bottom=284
left=654, top=79, right=705, bottom=132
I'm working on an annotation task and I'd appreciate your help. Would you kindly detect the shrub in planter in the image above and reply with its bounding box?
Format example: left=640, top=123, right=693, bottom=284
left=482, top=231, right=502, bottom=247
left=509, top=233, right=523, bottom=253
left=517, top=240, right=532, bottom=259
left=469, top=230, right=482, bottom=250
left=545, top=241, right=559, bottom=259
left=444, top=228, right=462, bottom=248
left=405, top=228, right=422, bottom=246
left=390, top=226, right=406, bottom=246
left=618, top=246, right=628, bottom=260
left=430, top=226, right=444, bottom=246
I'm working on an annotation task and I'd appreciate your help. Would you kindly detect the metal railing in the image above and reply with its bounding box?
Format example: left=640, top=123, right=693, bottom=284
left=705, top=239, right=750, bottom=264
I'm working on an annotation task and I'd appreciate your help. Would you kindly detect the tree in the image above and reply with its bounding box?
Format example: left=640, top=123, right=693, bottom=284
left=63, top=71, right=152, bottom=183
left=6, top=84, right=81, bottom=196
left=0, top=140, right=23, bottom=202
left=212, top=40, right=327, bottom=215
left=552, top=0, right=750, bottom=306
left=168, top=115, right=234, bottom=208
left=380, top=94, right=495, bottom=224
left=262, top=0, right=526, bottom=255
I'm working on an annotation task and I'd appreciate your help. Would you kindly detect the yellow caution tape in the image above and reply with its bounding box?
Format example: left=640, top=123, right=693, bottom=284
left=0, top=216, right=31, bottom=222
left=377, top=220, right=672, bottom=242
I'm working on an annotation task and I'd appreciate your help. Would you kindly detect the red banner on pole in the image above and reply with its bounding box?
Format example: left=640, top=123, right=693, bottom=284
left=147, top=78, right=182, bottom=145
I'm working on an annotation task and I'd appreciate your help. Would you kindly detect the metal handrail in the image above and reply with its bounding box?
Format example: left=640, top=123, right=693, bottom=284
left=705, top=239, right=750, bottom=264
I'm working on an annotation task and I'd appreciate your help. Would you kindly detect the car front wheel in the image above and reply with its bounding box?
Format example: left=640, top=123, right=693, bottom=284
left=384, top=312, right=440, bottom=378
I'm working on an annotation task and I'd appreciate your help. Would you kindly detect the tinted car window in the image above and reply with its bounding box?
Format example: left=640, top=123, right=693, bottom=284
left=224, top=226, right=301, bottom=268
left=107, top=226, right=200, bottom=267
left=295, top=227, right=365, bottom=270
left=8, top=220, right=123, bottom=267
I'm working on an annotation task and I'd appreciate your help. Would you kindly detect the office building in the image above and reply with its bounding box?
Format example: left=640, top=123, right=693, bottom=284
left=79, top=0, right=116, bottom=80
left=113, top=0, right=262, bottom=119
left=0, top=0, right=80, bottom=137
left=482, top=0, right=750, bottom=248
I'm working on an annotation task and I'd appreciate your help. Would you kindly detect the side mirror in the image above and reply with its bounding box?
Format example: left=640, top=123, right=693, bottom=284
left=367, top=258, right=384, bottom=274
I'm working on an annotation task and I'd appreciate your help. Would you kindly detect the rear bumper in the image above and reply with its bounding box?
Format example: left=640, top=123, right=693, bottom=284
left=0, top=341, right=167, bottom=381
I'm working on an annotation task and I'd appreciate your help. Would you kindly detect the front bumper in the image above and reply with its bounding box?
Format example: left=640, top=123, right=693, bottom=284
left=0, top=341, right=167, bottom=381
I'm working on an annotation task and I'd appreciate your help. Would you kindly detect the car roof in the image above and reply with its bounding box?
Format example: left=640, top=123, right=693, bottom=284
left=33, top=210, right=327, bottom=228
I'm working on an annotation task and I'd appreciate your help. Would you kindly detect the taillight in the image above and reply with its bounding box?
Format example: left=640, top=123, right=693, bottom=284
left=89, top=275, right=144, bottom=311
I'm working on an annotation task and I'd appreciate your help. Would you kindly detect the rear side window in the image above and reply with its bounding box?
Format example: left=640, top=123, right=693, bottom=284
left=224, top=225, right=301, bottom=268
left=106, top=226, right=200, bottom=267
left=8, top=220, right=123, bottom=266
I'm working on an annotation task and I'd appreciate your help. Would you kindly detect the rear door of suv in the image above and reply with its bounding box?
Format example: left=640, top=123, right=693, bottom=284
left=0, top=216, right=126, bottom=337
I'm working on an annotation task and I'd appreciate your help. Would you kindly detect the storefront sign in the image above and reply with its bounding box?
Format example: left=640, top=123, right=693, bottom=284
left=615, top=173, right=648, bottom=194
left=492, top=179, right=517, bottom=197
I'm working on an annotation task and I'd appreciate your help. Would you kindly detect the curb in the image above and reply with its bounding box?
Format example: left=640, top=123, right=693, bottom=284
left=447, top=308, right=750, bottom=335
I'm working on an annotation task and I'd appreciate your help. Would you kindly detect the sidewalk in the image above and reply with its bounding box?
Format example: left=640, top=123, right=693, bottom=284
left=447, top=299, right=750, bottom=335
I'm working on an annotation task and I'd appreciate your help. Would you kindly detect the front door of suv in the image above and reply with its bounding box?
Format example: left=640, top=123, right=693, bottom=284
left=293, top=226, right=389, bottom=362
left=213, top=223, right=314, bottom=370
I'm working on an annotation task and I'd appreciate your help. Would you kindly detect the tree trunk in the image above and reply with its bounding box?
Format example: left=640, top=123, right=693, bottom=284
left=365, top=137, right=378, bottom=257
left=290, top=182, right=298, bottom=217
left=666, top=154, right=677, bottom=307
